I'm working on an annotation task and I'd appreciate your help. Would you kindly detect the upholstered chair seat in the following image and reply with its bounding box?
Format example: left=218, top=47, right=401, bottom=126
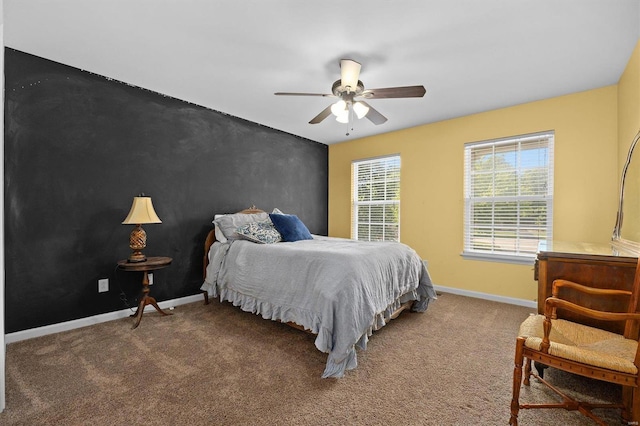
left=519, top=314, right=638, bottom=374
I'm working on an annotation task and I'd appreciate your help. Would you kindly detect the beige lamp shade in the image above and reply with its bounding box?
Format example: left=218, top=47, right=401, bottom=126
left=122, top=196, right=162, bottom=224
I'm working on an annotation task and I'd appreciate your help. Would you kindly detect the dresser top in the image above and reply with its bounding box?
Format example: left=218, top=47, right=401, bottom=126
left=538, top=240, right=638, bottom=262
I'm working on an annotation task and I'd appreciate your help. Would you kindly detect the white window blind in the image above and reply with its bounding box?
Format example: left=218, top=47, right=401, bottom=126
left=463, top=132, right=554, bottom=262
left=352, top=155, right=400, bottom=242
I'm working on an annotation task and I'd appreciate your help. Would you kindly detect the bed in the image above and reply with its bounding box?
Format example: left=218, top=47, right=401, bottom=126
left=200, top=207, right=437, bottom=378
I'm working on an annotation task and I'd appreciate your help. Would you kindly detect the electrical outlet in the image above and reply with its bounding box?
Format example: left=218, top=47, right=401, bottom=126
left=148, top=273, right=153, bottom=285
left=98, top=278, right=109, bottom=293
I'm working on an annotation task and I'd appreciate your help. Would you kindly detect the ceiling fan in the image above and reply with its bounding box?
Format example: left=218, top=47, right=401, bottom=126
left=274, top=59, right=426, bottom=131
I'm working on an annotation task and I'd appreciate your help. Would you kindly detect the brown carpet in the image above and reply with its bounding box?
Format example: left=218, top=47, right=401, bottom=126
left=0, top=293, right=623, bottom=425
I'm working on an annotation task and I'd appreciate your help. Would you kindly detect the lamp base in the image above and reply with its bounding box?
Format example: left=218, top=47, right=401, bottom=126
left=128, top=225, right=147, bottom=263
left=127, top=250, right=147, bottom=263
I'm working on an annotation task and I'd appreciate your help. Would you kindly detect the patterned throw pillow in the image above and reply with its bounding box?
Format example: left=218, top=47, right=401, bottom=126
left=234, top=221, right=282, bottom=244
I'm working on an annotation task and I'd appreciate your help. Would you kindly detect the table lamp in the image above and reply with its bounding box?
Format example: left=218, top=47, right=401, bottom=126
left=122, top=195, right=162, bottom=262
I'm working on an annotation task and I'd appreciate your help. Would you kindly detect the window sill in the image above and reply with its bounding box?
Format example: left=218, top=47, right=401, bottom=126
left=461, top=251, right=535, bottom=266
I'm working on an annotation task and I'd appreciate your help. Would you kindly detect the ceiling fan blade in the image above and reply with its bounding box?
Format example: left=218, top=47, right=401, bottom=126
left=309, top=105, right=333, bottom=124
left=363, top=85, right=426, bottom=99
left=340, top=59, right=361, bottom=90
left=359, top=101, right=387, bottom=125
left=274, top=92, right=334, bottom=97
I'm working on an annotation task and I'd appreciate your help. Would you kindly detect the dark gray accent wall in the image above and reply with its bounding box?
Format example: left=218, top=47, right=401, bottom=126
left=4, top=48, right=328, bottom=333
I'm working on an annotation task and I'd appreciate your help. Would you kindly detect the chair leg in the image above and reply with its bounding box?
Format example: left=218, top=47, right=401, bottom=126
left=627, top=386, right=640, bottom=426
left=622, top=387, right=631, bottom=425
left=523, top=356, right=532, bottom=386
left=510, top=337, right=526, bottom=425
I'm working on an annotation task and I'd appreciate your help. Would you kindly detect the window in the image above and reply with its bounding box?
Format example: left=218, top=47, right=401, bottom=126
left=463, top=132, right=554, bottom=263
left=352, top=155, right=400, bottom=242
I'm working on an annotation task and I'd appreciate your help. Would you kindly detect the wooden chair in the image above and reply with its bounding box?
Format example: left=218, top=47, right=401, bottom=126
left=510, top=258, right=640, bottom=425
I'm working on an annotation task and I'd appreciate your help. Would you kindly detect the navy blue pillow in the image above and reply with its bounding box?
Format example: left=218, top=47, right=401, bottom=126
left=269, top=213, right=313, bottom=242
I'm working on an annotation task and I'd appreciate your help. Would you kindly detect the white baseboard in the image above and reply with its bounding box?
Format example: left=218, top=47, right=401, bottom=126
left=433, top=284, right=537, bottom=309
left=4, top=293, right=205, bottom=344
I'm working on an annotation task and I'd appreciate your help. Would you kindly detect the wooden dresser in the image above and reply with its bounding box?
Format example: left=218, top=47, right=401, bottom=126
left=535, top=241, right=638, bottom=334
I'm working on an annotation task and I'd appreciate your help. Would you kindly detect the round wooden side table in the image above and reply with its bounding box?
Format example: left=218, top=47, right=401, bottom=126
left=117, top=256, right=173, bottom=329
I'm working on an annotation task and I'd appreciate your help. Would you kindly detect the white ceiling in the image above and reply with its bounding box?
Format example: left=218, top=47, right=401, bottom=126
left=4, top=1, right=640, bottom=145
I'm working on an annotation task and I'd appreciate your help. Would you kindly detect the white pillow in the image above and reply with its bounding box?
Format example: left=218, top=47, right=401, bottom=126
left=214, top=212, right=270, bottom=240
left=213, top=218, right=227, bottom=243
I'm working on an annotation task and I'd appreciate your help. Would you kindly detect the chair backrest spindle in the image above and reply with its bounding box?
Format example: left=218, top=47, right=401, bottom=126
left=624, top=258, right=640, bottom=339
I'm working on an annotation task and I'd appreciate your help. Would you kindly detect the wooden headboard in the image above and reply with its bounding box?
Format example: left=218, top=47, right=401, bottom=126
left=202, top=206, right=266, bottom=280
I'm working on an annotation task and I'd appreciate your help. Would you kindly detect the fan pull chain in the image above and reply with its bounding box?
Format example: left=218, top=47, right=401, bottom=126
left=346, top=105, right=354, bottom=136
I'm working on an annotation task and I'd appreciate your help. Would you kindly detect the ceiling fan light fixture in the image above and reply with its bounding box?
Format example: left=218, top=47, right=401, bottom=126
left=335, top=109, right=349, bottom=123
left=340, top=59, right=361, bottom=91
left=330, top=100, right=347, bottom=116
left=353, top=101, right=369, bottom=119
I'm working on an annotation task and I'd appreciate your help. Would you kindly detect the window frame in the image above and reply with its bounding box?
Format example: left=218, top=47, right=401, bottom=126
left=462, top=131, right=554, bottom=265
left=351, top=154, right=401, bottom=242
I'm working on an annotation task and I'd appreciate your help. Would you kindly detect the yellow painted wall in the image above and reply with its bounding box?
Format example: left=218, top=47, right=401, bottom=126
left=329, top=86, right=619, bottom=302
left=618, top=40, right=640, bottom=170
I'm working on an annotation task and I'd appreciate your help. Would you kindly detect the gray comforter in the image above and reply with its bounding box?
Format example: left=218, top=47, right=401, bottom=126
left=201, top=235, right=437, bottom=378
